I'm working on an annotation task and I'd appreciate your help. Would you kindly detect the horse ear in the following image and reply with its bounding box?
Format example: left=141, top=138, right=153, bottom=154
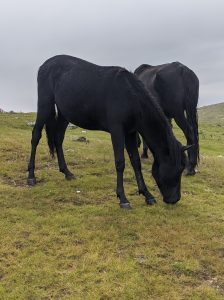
left=182, top=145, right=194, bottom=152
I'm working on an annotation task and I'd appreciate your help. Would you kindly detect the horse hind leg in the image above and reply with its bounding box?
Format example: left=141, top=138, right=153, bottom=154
left=27, top=115, right=46, bottom=185
left=141, top=138, right=149, bottom=159
left=27, top=92, right=55, bottom=185
left=174, top=114, right=196, bottom=175
left=55, top=111, right=74, bottom=180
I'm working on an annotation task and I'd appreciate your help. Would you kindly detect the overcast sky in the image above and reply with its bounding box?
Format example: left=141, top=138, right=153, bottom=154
left=0, top=0, right=223, bottom=112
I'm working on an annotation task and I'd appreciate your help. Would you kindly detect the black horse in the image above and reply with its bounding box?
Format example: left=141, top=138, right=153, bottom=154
left=134, top=62, right=199, bottom=175
left=27, top=55, right=189, bottom=208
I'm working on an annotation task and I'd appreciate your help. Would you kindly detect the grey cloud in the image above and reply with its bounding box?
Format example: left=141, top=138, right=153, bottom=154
left=0, top=0, right=224, bottom=111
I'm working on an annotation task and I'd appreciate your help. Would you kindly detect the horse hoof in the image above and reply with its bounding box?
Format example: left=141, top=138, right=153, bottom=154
left=145, top=197, right=157, bottom=205
left=27, top=178, right=36, bottom=186
left=120, top=202, right=132, bottom=209
left=65, top=173, right=75, bottom=180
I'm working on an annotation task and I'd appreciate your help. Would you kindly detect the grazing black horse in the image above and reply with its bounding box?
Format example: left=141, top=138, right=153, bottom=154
left=134, top=62, right=199, bottom=175
left=27, top=55, right=188, bottom=208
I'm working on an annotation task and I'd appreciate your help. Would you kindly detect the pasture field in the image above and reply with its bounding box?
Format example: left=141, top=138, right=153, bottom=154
left=0, top=109, right=224, bottom=300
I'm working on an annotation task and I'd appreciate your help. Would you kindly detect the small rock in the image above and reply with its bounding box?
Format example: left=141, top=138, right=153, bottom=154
left=71, top=136, right=89, bottom=143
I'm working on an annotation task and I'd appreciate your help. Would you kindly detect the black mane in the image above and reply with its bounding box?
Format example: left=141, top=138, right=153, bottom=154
left=134, top=64, right=152, bottom=76
left=122, top=71, right=182, bottom=167
left=135, top=61, right=199, bottom=175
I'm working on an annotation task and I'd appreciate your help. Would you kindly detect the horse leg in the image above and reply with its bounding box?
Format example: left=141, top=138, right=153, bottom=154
left=111, top=128, right=131, bottom=209
left=174, top=115, right=196, bottom=175
left=136, top=132, right=141, bottom=148
left=27, top=116, right=45, bottom=185
left=125, top=132, right=156, bottom=205
left=141, top=138, right=149, bottom=159
left=28, top=84, right=56, bottom=185
left=55, top=112, right=75, bottom=180
left=168, top=118, right=173, bottom=127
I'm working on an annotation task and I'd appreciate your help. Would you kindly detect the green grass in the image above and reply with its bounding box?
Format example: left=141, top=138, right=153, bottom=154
left=198, top=102, right=224, bottom=125
left=0, top=112, right=224, bottom=299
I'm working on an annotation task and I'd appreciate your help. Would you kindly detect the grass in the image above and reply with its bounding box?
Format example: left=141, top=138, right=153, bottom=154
left=0, top=111, right=224, bottom=299
left=198, top=102, right=224, bottom=125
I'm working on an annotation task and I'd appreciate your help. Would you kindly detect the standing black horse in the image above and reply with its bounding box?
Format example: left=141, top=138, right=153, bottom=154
left=27, top=55, right=189, bottom=208
left=134, top=62, right=199, bottom=175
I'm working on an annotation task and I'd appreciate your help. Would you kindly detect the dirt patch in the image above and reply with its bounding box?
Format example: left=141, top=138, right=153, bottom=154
left=90, top=172, right=103, bottom=177
left=0, top=174, right=46, bottom=188
left=205, top=277, right=224, bottom=295
left=0, top=174, right=27, bottom=188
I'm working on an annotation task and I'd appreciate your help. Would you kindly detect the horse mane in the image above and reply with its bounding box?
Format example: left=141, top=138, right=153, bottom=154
left=117, top=68, right=182, bottom=167
left=134, top=64, right=152, bottom=76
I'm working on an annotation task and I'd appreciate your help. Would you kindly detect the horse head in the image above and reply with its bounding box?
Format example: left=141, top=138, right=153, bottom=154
left=152, top=144, right=191, bottom=204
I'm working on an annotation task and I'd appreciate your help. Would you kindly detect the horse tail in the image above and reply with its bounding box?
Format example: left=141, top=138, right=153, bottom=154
left=36, top=63, right=58, bottom=158
left=181, top=66, right=200, bottom=164
left=45, top=105, right=57, bottom=158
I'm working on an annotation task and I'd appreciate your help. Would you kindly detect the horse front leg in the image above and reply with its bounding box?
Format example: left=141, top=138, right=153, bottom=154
left=111, top=128, right=131, bottom=209
left=125, top=133, right=156, bottom=205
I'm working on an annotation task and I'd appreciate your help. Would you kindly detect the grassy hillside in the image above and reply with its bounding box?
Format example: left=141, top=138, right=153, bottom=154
left=198, top=102, right=224, bottom=125
left=0, top=112, right=224, bottom=299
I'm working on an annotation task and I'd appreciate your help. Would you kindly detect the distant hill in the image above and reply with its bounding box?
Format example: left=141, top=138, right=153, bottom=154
left=198, top=102, right=224, bottom=124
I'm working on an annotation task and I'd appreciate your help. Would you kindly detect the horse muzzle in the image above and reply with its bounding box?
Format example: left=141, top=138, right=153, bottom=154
left=163, top=192, right=181, bottom=204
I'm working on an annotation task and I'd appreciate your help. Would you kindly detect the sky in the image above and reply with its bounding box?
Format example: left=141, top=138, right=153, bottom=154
left=0, top=0, right=223, bottom=112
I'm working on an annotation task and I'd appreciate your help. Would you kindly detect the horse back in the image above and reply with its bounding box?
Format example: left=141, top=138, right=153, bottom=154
left=155, top=62, right=199, bottom=114
left=38, top=55, right=141, bottom=132
left=135, top=62, right=198, bottom=118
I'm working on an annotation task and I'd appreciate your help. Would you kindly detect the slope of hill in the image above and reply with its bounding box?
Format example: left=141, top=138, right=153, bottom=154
left=0, top=113, right=224, bottom=299
left=198, top=102, right=224, bottom=124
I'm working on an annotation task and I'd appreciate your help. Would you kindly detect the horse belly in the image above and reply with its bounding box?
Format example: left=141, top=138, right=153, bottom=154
left=56, top=97, right=108, bottom=131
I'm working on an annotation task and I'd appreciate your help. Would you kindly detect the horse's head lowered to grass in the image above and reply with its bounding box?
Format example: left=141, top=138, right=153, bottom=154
left=132, top=76, right=192, bottom=205
left=151, top=144, right=191, bottom=204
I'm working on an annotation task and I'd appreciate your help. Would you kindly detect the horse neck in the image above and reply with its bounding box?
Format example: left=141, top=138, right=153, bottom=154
left=138, top=102, right=173, bottom=161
